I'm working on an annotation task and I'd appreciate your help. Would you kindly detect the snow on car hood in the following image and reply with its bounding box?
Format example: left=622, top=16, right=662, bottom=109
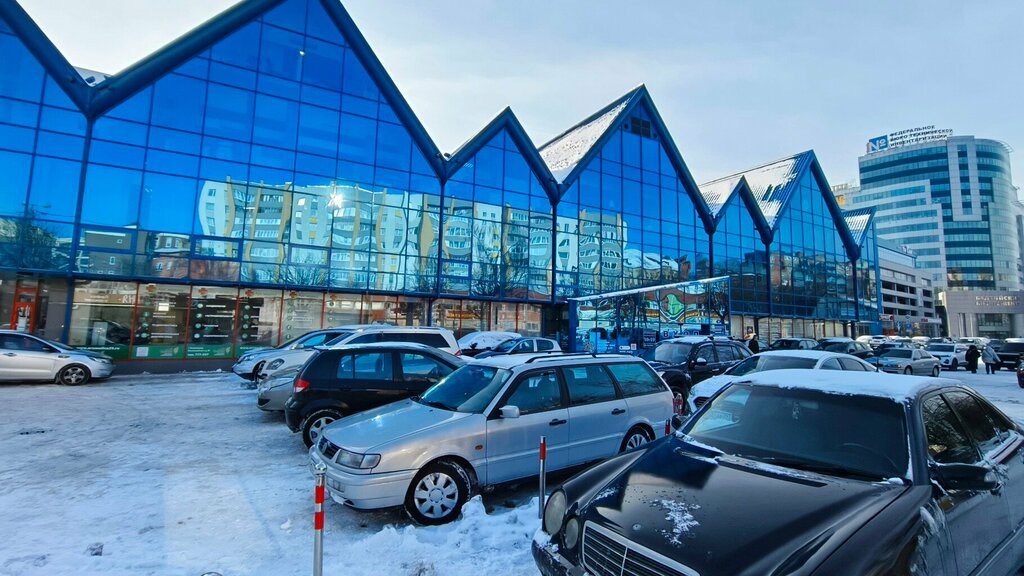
left=321, top=399, right=473, bottom=454
left=690, top=374, right=740, bottom=400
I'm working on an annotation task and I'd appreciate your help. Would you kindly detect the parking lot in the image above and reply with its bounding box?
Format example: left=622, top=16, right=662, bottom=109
left=0, top=367, right=1021, bottom=576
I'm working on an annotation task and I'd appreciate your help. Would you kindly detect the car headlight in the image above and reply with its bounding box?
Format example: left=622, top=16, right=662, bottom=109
left=543, top=490, right=567, bottom=535
left=335, top=448, right=380, bottom=469
left=239, top=355, right=252, bottom=363
left=563, top=517, right=580, bottom=550
left=267, top=359, right=284, bottom=370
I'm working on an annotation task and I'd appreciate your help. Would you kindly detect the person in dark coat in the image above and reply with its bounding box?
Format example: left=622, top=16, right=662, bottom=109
left=965, top=345, right=981, bottom=374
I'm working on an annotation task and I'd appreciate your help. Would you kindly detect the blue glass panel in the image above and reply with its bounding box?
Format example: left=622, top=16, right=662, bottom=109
left=38, top=106, right=85, bottom=134
left=174, top=57, right=210, bottom=80
left=338, top=113, right=375, bottom=164
left=305, top=0, right=345, bottom=44
left=0, top=123, right=34, bottom=153
left=302, top=38, right=343, bottom=92
left=0, top=97, right=39, bottom=127
left=622, top=133, right=640, bottom=168
left=0, top=34, right=45, bottom=101
left=149, top=127, right=202, bottom=155
left=0, top=149, right=30, bottom=216
left=253, top=94, right=299, bottom=147
left=297, top=104, right=339, bottom=157
left=90, top=141, right=146, bottom=169
left=250, top=145, right=295, bottom=170
left=641, top=138, right=660, bottom=172
left=151, top=74, right=206, bottom=133
left=503, top=150, right=529, bottom=193
left=622, top=180, right=640, bottom=215
left=106, top=88, right=151, bottom=123
left=295, top=153, right=334, bottom=179
left=0, top=18, right=11, bottom=33
left=300, top=84, right=340, bottom=108
left=81, top=165, right=142, bottom=226
left=375, top=122, right=411, bottom=171
left=378, top=102, right=399, bottom=124
left=35, top=131, right=84, bottom=160
left=211, top=21, right=260, bottom=70
left=140, top=173, right=197, bottom=233
left=374, top=166, right=409, bottom=190
left=200, top=158, right=248, bottom=183
left=642, top=183, right=659, bottom=215
left=602, top=174, right=621, bottom=212
left=530, top=194, right=550, bottom=213
left=336, top=160, right=372, bottom=184
left=341, top=95, right=377, bottom=118
left=410, top=173, right=439, bottom=195
left=202, top=136, right=250, bottom=163
left=146, top=149, right=200, bottom=177
left=27, top=157, right=79, bottom=221
left=342, top=51, right=378, bottom=100
left=249, top=163, right=292, bottom=184
left=410, top=148, right=434, bottom=177
left=94, top=117, right=148, bottom=146
left=210, top=62, right=257, bottom=90
left=257, top=73, right=301, bottom=100
left=260, top=25, right=304, bottom=81
left=264, top=0, right=306, bottom=32
left=474, top=146, right=502, bottom=189
left=204, top=84, right=254, bottom=141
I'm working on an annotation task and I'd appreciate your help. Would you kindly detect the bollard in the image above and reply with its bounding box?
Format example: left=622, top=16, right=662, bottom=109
left=673, top=393, right=683, bottom=416
left=538, top=435, right=547, bottom=520
left=313, top=462, right=326, bottom=576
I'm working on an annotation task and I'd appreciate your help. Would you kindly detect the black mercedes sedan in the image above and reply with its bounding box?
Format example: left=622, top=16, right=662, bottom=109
left=534, top=370, right=1024, bottom=576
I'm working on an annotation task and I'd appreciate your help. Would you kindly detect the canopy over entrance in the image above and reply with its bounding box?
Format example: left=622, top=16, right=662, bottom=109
left=568, top=276, right=731, bottom=353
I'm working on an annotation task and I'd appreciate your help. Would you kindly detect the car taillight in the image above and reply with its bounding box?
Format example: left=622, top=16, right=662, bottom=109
left=454, top=349, right=462, bottom=357
left=293, top=378, right=310, bottom=393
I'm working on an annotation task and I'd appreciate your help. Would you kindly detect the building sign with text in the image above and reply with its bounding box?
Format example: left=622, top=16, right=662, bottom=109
left=867, top=126, right=953, bottom=153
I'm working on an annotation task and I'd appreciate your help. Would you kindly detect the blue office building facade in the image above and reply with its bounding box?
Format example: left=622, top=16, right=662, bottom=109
left=0, top=0, right=879, bottom=364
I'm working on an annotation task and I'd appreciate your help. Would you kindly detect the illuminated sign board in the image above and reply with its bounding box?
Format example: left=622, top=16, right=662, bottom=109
left=866, top=126, right=953, bottom=153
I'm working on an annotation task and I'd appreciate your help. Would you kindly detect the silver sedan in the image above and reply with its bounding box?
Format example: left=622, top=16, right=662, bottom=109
left=257, top=367, right=299, bottom=411
left=0, top=330, right=114, bottom=385
left=875, top=348, right=941, bottom=376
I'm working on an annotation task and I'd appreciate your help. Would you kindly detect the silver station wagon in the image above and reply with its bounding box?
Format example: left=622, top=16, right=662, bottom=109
left=309, top=353, right=673, bottom=524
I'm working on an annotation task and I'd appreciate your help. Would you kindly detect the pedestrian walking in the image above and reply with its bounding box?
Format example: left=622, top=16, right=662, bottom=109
left=743, top=327, right=760, bottom=353
left=981, top=345, right=999, bottom=374
left=965, top=345, right=981, bottom=374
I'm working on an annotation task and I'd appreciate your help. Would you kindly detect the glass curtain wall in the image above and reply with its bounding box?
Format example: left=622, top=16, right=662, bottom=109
left=555, top=108, right=705, bottom=300
left=713, top=194, right=767, bottom=315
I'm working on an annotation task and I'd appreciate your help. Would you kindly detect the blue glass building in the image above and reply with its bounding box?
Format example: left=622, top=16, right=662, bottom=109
left=0, top=0, right=879, bottom=364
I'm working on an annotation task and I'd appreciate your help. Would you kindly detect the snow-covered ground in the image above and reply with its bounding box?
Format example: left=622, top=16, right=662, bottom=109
left=0, top=366, right=1020, bottom=576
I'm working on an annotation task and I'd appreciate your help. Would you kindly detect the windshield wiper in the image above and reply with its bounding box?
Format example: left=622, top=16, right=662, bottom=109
left=420, top=399, right=456, bottom=411
left=738, top=455, right=890, bottom=481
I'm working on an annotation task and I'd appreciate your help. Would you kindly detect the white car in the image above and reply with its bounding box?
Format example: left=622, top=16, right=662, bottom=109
left=867, top=335, right=890, bottom=347
left=0, top=330, right=115, bottom=385
left=687, top=350, right=877, bottom=413
left=925, top=343, right=969, bottom=371
left=457, top=331, right=521, bottom=356
left=256, top=325, right=460, bottom=380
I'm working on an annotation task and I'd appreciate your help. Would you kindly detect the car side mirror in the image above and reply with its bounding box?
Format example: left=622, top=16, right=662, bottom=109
left=694, top=357, right=708, bottom=367
left=930, top=462, right=1000, bottom=492
left=499, top=405, right=520, bottom=419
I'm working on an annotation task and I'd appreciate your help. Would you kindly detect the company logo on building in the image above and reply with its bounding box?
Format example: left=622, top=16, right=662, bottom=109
left=866, top=126, right=953, bottom=153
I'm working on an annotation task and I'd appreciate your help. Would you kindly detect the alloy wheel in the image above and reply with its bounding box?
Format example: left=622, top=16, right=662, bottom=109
left=308, top=416, right=335, bottom=445
left=626, top=431, right=649, bottom=450
left=62, top=366, right=86, bottom=385
left=413, top=472, right=459, bottom=520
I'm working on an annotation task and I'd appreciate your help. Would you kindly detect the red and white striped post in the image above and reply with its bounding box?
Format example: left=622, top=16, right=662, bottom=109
left=538, top=435, right=547, bottom=519
left=313, top=463, right=326, bottom=576
left=673, top=393, right=683, bottom=416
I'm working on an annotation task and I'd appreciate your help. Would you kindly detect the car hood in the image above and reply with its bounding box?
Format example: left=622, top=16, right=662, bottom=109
left=689, top=374, right=738, bottom=399
left=67, top=348, right=110, bottom=360
left=321, top=399, right=473, bottom=453
left=576, top=436, right=906, bottom=575
left=239, top=347, right=277, bottom=360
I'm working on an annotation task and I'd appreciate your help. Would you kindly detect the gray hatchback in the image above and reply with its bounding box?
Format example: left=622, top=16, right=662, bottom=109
left=309, top=352, right=673, bottom=524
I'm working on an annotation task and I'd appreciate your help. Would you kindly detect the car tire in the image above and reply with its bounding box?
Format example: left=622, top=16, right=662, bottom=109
left=251, top=360, right=265, bottom=381
left=903, top=367, right=912, bottom=375
left=620, top=426, right=653, bottom=452
left=300, top=408, right=344, bottom=448
left=950, top=359, right=958, bottom=371
left=405, top=459, right=472, bottom=525
left=931, top=366, right=940, bottom=377
left=57, top=364, right=90, bottom=386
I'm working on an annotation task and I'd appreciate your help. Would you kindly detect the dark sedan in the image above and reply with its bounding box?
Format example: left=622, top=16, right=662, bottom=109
left=534, top=370, right=1024, bottom=576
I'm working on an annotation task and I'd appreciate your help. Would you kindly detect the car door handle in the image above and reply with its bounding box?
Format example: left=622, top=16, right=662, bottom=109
left=549, top=418, right=567, bottom=426
left=611, top=408, right=626, bottom=415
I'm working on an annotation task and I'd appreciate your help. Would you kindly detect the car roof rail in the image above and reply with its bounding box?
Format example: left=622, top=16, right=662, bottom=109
left=523, top=352, right=633, bottom=364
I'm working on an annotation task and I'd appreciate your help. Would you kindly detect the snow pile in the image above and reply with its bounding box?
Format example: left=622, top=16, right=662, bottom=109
left=656, top=500, right=699, bottom=546
left=324, top=496, right=540, bottom=576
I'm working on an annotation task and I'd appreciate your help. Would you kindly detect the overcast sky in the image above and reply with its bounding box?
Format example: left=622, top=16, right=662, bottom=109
left=18, top=0, right=1024, bottom=186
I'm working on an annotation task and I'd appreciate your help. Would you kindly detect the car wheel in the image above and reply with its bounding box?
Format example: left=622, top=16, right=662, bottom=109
left=931, top=366, right=940, bottom=377
left=903, top=367, right=912, bottom=375
left=620, top=426, right=653, bottom=452
left=251, top=360, right=265, bottom=381
left=57, top=364, right=90, bottom=386
left=301, top=409, right=343, bottom=448
left=950, top=359, right=958, bottom=371
left=405, top=460, right=472, bottom=525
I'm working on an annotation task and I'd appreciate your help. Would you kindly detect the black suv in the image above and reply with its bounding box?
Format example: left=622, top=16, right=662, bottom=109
left=284, top=342, right=465, bottom=447
left=640, top=336, right=752, bottom=397
left=996, top=341, right=1024, bottom=370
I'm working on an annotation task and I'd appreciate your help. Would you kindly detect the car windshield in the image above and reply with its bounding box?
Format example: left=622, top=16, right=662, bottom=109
left=726, top=355, right=816, bottom=376
left=927, top=344, right=953, bottom=352
left=322, top=331, right=355, bottom=346
left=493, top=339, right=520, bottom=352
left=416, top=365, right=511, bottom=413
left=881, top=349, right=913, bottom=359
left=768, top=340, right=804, bottom=350
left=642, top=342, right=693, bottom=364
left=684, top=384, right=909, bottom=480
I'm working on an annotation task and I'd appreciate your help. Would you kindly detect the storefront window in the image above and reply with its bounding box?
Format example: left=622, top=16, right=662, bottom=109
left=68, top=280, right=136, bottom=359
left=187, top=286, right=238, bottom=359
left=322, top=292, right=362, bottom=327
left=133, top=283, right=189, bottom=359
left=281, top=291, right=323, bottom=342
left=237, top=288, right=283, bottom=353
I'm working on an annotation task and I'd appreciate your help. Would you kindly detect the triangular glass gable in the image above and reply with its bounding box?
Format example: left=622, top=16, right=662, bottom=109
left=539, top=97, right=631, bottom=184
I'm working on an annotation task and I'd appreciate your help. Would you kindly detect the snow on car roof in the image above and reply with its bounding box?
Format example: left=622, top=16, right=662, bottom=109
left=470, top=352, right=639, bottom=369
left=729, top=369, right=957, bottom=402
left=753, top=350, right=846, bottom=359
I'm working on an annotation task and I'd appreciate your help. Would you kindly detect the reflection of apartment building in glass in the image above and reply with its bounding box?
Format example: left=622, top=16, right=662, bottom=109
left=0, top=0, right=880, bottom=365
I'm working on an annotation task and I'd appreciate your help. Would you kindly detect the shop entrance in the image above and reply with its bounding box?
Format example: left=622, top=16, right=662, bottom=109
left=9, top=281, right=40, bottom=332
